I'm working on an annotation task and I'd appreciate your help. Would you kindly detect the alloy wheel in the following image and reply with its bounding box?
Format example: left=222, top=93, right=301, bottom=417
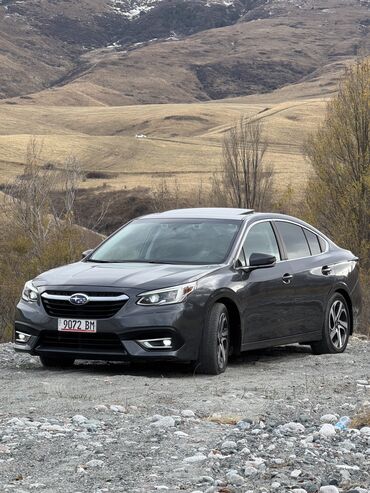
left=328, top=299, right=348, bottom=349
left=217, top=312, right=229, bottom=370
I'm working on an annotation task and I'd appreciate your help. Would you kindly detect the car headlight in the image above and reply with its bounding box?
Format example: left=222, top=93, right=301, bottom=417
left=21, top=280, right=39, bottom=302
left=137, top=282, right=196, bottom=306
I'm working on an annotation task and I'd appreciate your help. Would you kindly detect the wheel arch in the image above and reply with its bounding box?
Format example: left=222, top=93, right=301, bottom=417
left=209, top=294, right=242, bottom=355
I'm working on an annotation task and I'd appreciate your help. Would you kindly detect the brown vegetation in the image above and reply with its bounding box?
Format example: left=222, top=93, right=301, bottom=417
left=304, top=58, right=370, bottom=334
left=212, top=118, right=273, bottom=210
left=0, top=149, right=103, bottom=341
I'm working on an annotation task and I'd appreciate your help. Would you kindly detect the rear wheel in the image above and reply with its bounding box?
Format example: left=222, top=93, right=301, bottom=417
left=40, top=355, right=75, bottom=369
left=311, top=293, right=350, bottom=355
left=196, top=303, right=230, bottom=375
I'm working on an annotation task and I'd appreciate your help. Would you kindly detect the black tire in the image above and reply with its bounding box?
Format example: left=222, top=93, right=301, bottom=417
left=196, top=303, right=230, bottom=375
left=311, top=293, right=350, bottom=355
left=40, top=355, right=75, bottom=369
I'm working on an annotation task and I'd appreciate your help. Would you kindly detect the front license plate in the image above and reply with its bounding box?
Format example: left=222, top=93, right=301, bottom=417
left=58, top=319, right=97, bottom=333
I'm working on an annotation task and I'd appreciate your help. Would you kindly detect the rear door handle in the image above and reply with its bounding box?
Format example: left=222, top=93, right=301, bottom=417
left=282, top=273, right=293, bottom=284
left=322, top=265, right=331, bottom=275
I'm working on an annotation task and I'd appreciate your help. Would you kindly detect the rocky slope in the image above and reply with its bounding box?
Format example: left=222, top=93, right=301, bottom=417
left=0, top=0, right=369, bottom=104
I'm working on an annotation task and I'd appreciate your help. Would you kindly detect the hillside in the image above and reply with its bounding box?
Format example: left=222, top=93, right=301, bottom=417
left=0, top=0, right=369, bottom=105
left=0, top=95, right=327, bottom=191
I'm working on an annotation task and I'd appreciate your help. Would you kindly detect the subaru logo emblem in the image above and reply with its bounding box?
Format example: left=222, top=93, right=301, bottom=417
left=69, top=293, right=89, bottom=305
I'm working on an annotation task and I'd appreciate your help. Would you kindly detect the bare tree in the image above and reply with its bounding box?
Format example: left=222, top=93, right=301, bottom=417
left=212, top=117, right=273, bottom=210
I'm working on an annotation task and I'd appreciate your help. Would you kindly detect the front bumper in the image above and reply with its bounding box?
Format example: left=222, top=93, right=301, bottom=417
left=14, top=289, right=205, bottom=362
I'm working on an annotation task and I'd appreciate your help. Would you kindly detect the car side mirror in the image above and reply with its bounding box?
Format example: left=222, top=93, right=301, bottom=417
left=249, top=253, right=276, bottom=269
left=81, top=249, right=93, bottom=259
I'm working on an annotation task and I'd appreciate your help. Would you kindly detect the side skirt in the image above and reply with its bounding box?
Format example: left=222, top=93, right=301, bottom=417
left=241, top=330, right=322, bottom=352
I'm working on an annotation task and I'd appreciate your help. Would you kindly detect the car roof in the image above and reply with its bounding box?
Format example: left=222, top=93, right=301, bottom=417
left=141, top=207, right=255, bottom=220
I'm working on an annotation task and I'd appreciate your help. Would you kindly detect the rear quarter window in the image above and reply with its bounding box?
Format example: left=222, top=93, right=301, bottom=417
left=303, top=229, right=322, bottom=256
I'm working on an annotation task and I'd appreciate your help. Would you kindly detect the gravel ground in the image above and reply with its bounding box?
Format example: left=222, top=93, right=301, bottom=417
left=0, top=338, right=369, bottom=493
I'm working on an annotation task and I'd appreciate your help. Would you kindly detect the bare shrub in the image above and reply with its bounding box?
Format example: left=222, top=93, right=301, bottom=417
left=0, top=140, right=101, bottom=341
left=212, top=117, right=274, bottom=210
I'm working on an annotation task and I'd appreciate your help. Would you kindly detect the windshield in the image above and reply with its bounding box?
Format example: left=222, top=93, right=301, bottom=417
left=89, top=219, right=241, bottom=265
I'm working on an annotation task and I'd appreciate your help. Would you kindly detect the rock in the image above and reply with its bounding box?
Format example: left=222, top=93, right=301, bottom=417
left=221, top=440, right=237, bottom=452
left=198, top=476, right=214, bottom=484
left=226, top=471, right=244, bottom=486
left=319, top=424, right=336, bottom=438
left=86, top=459, right=104, bottom=468
left=109, top=405, right=125, bottom=413
left=181, top=409, right=195, bottom=418
left=319, top=487, right=340, bottom=493
left=360, top=427, right=370, bottom=436
left=244, top=465, right=258, bottom=477
left=271, top=482, right=281, bottom=489
left=278, top=422, right=306, bottom=434
left=174, top=431, right=189, bottom=437
left=72, top=415, right=88, bottom=425
left=291, top=469, right=302, bottom=478
left=183, top=453, right=207, bottom=463
left=94, top=405, right=108, bottom=412
left=150, top=416, right=176, bottom=428
left=293, top=490, right=308, bottom=493
left=320, top=414, right=338, bottom=423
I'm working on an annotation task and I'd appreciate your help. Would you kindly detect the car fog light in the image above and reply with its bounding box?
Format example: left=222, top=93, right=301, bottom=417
left=15, top=331, right=31, bottom=343
left=137, top=338, right=173, bottom=349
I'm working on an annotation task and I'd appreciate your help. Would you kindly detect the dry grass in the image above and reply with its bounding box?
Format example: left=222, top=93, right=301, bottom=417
left=351, top=407, right=370, bottom=429
left=0, top=97, right=326, bottom=191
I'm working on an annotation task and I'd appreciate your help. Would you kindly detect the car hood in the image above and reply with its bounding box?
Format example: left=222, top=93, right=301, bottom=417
left=33, top=261, right=221, bottom=291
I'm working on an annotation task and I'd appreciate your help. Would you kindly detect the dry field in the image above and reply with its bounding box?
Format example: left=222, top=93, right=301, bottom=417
left=0, top=95, right=327, bottom=192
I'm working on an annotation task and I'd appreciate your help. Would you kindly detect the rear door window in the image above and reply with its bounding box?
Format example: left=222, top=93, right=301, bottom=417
left=276, top=222, right=311, bottom=260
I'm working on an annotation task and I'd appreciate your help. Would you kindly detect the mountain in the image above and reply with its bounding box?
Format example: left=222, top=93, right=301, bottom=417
left=0, top=0, right=369, bottom=105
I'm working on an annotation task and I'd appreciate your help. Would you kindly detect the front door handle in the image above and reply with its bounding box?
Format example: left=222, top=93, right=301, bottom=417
left=322, top=265, right=331, bottom=275
left=282, top=273, right=293, bottom=284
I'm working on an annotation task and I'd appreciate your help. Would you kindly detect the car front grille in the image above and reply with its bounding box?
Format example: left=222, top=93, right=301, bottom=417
left=41, top=291, right=128, bottom=319
left=37, top=331, right=124, bottom=353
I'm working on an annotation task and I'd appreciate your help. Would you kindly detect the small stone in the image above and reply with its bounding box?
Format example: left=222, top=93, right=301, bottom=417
left=360, top=427, right=370, bottom=435
left=181, top=410, right=195, bottom=418
left=86, top=459, right=104, bottom=468
left=293, top=490, right=308, bottom=493
left=109, top=405, right=125, bottom=413
left=319, top=424, right=336, bottom=438
left=320, top=414, right=338, bottom=423
left=198, top=476, right=214, bottom=484
left=174, top=431, right=189, bottom=437
left=271, top=482, right=281, bottom=489
left=291, top=469, right=302, bottom=478
left=278, top=422, right=306, bottom=434
left=72, top=415, right=88, bottom=425
left=151, top=416, right=176, bottom=428
left=94, top=405, right=108, bottom=412
left=183, top=453, right=207, bottom=463
left=244, top=465, right=258, bottom=477
left=221, top=440, right=237, bottom=452
left=226, top=471, right=244, bottom=486
left=319, top=487, right=340, bottom=493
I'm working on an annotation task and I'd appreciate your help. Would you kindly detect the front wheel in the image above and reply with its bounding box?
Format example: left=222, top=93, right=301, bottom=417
left=40, top=355, right=75, bottom=369
left=196, top=303, right=230, bottom=375
left=311, top=293, right=350, bottom=355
